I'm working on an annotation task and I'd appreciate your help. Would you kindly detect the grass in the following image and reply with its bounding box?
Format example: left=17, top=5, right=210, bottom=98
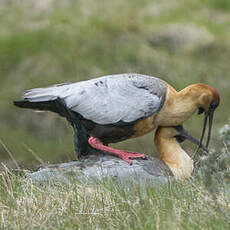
left=0, top=167, right=229, bottom=229
left=0, top=121, right=230, bottom=230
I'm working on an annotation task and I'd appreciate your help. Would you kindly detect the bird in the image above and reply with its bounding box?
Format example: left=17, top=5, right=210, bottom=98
left=29, top=125, right=207, bottom=183
left=14, top=73, right=219, bottom=164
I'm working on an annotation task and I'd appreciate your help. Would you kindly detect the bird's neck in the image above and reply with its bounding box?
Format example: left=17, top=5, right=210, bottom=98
left=155, top=85, right=203, bottom=126
left=155, top=136, right=194, bottom=179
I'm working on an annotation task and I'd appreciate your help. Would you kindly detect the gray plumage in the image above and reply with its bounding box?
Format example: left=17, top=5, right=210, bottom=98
left=22, top=73, right=168, bottom=125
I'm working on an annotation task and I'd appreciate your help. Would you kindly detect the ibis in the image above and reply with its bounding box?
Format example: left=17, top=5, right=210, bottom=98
left=14, top=73, right=219, bottom=163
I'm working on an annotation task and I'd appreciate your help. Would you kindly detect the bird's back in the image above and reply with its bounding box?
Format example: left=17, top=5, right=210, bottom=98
left=15, top=73, right=168, bottom=125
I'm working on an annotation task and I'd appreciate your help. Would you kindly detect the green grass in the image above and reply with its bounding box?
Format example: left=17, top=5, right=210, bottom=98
left=0, top=121, right=230, bottom=230
left=0, top=168, right=229, bottom=229
left=202, top=0, right=230, bottom=11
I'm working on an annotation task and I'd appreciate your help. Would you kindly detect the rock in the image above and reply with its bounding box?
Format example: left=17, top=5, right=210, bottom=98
left=149, top=24, right=215, bottom=52
left=29, top=153, right=173, bottom=186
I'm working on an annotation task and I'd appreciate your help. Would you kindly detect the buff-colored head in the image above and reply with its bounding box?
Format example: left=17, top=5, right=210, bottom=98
left=194, top=84, right=220, bottom=149
left=196, top=84, right=220, bottom=111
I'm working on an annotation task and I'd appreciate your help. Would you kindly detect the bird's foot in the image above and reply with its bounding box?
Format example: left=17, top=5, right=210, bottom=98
left=88, top=137, right=147, bottom=164
left=118, top=151, right=147, bottom=165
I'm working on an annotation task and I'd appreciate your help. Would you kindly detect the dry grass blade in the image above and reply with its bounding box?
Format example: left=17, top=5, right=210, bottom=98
left=0, top=139, right=19, bottom=169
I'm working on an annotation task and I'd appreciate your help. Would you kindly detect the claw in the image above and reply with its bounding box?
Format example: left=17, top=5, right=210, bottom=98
left=120, top=152, right=147, bottom=164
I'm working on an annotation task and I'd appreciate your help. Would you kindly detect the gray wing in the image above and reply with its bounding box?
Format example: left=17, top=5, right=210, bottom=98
left=23, top=73, right=168, bottom=125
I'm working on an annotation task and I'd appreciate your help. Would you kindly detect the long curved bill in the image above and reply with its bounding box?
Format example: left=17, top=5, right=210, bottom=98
left=173, top=125, right=209, bottom=154
left=206, top=107, right=215, bottom=148
left=199, top=112, right=208, bottom=149
left=198, top=104, right=217, bottom=150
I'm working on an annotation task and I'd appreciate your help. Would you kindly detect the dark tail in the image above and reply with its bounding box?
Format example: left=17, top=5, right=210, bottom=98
left=13, top=99, right=62, bottom=115
left=14, top=98, right=92, bottom=157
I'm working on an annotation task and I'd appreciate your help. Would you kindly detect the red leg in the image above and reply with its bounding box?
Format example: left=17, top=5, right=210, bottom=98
left=88, top=137, right=147, bottom=164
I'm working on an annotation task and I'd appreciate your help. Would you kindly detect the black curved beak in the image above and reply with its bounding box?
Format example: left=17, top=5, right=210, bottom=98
left=199, top=101, right=218, bottom=150
left=173, top=125, right=209, bottom=154
left=199, top=111, right=209, bottom=150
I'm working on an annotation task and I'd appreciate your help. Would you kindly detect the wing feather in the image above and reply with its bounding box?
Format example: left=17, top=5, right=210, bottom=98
left=23, top=74, right=168, bottom=125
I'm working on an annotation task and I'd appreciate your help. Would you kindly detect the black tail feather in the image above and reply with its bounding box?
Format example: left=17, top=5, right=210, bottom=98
left=13, top=99, right=62, bottom=115
left=14, top=98, right=92, bottom=157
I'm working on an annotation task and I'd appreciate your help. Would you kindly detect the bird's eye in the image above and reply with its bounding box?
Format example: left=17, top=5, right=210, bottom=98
left=210, top=100, right=218, bottom=110
left=174, top=135, right=186, bottom=143
left=198, top=107, right=205, bottom=115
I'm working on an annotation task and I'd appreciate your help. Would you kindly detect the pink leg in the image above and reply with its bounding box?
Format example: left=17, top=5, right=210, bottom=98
left=88, top=137, right=147, bottom=164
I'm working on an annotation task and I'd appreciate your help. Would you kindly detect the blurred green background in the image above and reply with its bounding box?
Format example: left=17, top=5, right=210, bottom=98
left=0, top=0, right=230, bottom=169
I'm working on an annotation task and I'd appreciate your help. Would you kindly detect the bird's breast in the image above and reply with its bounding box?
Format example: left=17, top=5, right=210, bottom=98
left=132, top=114, right=157, bottom=138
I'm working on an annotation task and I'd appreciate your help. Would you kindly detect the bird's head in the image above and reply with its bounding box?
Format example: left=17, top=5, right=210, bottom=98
left=196, top=84, right=220, bottom=149
left=155, top=125, right=208, bottom=153
left=197, top=84, right=220, bottom=113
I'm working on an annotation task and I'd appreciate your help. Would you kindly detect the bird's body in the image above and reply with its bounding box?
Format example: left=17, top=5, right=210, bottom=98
left=15, top=74, right=167, bottom=143
left=14, top=73, right=219, bottom=163
left=30, top=126, right=194, bottom=183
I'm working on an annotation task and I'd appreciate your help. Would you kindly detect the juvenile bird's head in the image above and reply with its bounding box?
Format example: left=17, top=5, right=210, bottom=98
left=195, top=84, right=220, bottom=149
left=154, top=126, right=194, bottom=179
left=154, top=125, right=208, bottom=179
left=155, top=125, right=208, bottom=152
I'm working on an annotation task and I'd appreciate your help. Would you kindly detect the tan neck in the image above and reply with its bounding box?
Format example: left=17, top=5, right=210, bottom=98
left=155, top=84, right=204, bottom=126
left=154, top=130, right=194, bottom=179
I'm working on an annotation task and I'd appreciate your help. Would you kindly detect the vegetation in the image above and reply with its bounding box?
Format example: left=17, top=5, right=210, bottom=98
left=0, top=121, right=230, bottom=229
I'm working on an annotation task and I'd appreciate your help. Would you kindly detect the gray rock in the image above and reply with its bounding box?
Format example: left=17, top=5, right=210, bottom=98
left=29, top=153, right=173, bottom=186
